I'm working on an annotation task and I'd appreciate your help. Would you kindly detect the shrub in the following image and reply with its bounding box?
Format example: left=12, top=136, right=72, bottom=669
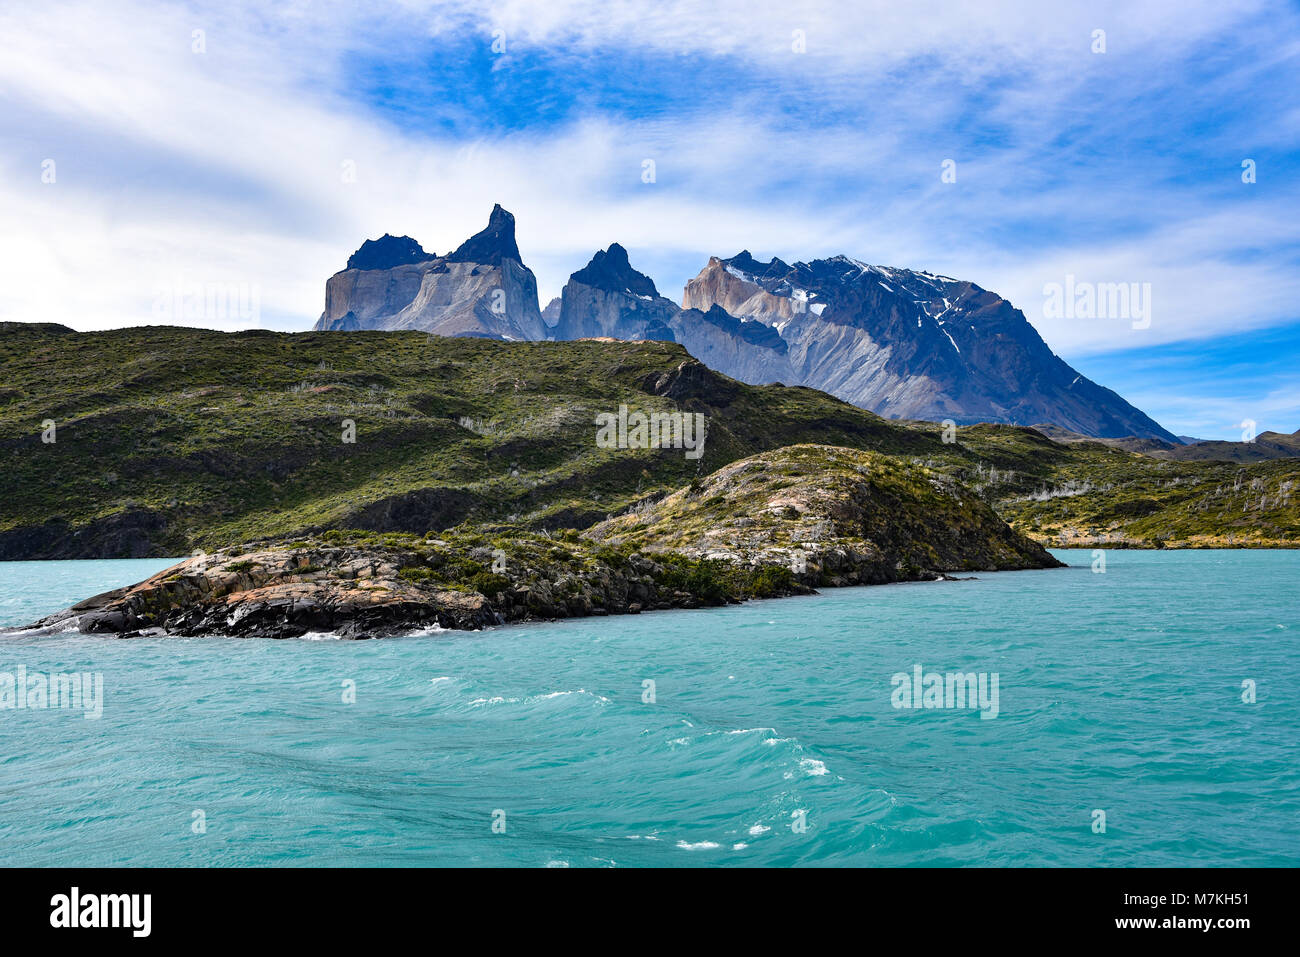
left=469, top=571, right=510, bottom=595
left=745, top=564, right=795, bottom=598
left=444, top=557, right=488, bottom=580
left=654, top=554, right=733, bottom=602
left=398, top=566, right=438, bottom=583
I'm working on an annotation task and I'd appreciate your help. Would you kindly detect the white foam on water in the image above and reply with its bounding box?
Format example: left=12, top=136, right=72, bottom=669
left=532, top=688, right=611, bottom=703
left=676, top=840, right=721, bottom=851
left=405, top=624, right=449, bottom=637
left=470, top=689, right=611, bottom=707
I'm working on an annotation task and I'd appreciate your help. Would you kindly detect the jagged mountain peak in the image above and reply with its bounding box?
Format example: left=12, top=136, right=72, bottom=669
left=570, top=243, right=659, bottom=298
left=447, top=203, right=522, bottom=266
left=721, top=251, right=792, bottom=282
left=316, top=204, right=543, bottom=339
left=346, top=234, right=435, bottom=271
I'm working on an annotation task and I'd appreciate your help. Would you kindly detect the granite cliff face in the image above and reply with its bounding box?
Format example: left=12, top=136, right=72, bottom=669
left=316, top=205, right=545, bottom=340
left=680, top=253, right=1178, bottom=442
left=547, top=244, right=680, bottom=342
left=547, top=245, right=794, bottom=383
left=667, top=305, right=793, bottom=386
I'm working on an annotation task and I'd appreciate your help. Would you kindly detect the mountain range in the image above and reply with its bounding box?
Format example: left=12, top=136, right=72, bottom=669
left=316, top=205, right=1178, bottom=441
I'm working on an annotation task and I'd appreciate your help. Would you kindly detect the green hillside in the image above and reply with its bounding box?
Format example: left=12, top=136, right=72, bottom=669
left=0, top=324, right=939, bottom=558
left=942, top=425, right=1300, bottom=548
left=1, top=324, right=1296, bottom=557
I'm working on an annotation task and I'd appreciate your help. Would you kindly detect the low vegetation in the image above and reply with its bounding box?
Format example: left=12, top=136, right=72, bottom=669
left=1, top=324, right=1295, bottom=561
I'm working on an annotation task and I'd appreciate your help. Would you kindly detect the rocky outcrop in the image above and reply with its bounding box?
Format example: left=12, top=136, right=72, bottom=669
left=18, top=537, right=789, bottom=639
left=19, top=444, right=1060, bottom=639
left=315, top=205, right=545, bottom=340
left=640, top=356, right=743, bottom=405
left=591, top=443, right=1061, bottom=577
left=681, top=253, right=1179, bottom=442
left=25, top=546, right=500, bottom=638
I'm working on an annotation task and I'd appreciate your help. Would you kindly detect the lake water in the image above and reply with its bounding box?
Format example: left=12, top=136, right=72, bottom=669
left=0, top=550, right=1296, bottom=867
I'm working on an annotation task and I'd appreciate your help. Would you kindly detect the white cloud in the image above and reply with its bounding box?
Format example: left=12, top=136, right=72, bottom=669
left=0, top=0, right=1297, bottom=365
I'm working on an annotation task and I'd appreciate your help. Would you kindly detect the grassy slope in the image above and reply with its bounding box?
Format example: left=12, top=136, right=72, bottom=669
left=590, top=443, right=1055, bottom=571
left=941, top=425, right=1300, bottom=547
left=1, top=324, right=1296, bottom=556
left=0, top=325, right=939, bottom=557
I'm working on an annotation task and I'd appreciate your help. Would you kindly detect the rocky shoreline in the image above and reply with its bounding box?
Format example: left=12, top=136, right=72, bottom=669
left=18, top=536, right=1029, bottom=640
left=20, top=539, right=793, bottom=639
left=14, top=445, right=1063, bottom=640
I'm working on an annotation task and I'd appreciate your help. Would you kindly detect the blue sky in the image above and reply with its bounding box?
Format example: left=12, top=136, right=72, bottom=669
left=1, top=0, right=1298, bottom=439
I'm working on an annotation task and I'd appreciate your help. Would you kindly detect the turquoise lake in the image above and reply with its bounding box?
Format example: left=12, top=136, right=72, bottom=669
left=0, top=550, right=1296, bottom=867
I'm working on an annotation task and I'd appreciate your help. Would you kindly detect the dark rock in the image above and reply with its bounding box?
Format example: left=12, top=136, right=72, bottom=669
left=346, top=234, right=435, bottom=271
left=447, top=204, right=522, bottom=266
left=341, top=487, right=483, bottom=534
left=0, top=507, right=172, bottom=561
left=570, top=243, right=658, bottom=298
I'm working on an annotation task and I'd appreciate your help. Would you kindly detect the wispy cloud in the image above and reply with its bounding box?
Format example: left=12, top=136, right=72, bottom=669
left=1, top=0, right=1297, bottom=435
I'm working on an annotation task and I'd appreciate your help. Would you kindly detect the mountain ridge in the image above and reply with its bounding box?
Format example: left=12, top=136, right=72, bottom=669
left=681, top=252, right=1179, bottom=443
left=313, top=205, right=1175, bottom=441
